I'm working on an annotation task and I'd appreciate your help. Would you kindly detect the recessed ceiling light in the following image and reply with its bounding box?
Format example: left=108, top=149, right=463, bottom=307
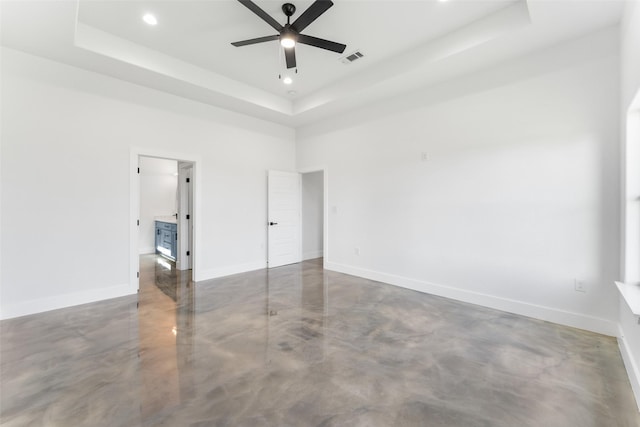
left=142, top=13, right=158, bottom=26
left=283, top=77, right=293, bottom=85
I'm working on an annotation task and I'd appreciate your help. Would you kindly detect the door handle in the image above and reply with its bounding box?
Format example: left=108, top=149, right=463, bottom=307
left=269, top=222, right=278, bottom=226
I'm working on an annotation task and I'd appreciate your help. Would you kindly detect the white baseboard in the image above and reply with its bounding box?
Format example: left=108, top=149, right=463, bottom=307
left=139, top=246, right=155, bottom=255
left=196, top=261, right=267, bottom=282
left=619, top=325, right=640, bottom=412
left=325, top=261, right=618, bottom=337
left=303, top=250, right=323, bottom=261
left=618, top=326, right=640, bottom=412
left=0, top=283, right=135, bottom=320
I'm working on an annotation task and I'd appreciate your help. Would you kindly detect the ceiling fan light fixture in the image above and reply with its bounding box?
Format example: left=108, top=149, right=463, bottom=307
left=280, top=37, right=296, bottom=48
left=142, top=13, right=158, bottom=26
left=280, top=27, right=297, bottom=48
left=283, top=76, right=293, bottom=85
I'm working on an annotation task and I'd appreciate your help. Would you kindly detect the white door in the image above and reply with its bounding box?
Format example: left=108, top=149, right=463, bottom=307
left=268, top=170, right=301, bottom=268
left=177, top=163, right=193, bottom=270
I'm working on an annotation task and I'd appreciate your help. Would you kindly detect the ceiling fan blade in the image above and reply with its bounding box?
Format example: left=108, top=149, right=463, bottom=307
left=231, top=35, right=279, bottom=47
left=297, top=34, right=346, bottom=54
left=291, top=0, right=333, bottom=33
left=237, top=0, right=283, bottom=32
left=284, top=47, right=296, bottom=69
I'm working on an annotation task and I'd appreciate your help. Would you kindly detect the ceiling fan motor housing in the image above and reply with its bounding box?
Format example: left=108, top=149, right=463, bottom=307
left=281, top=27, right=297, bottom=40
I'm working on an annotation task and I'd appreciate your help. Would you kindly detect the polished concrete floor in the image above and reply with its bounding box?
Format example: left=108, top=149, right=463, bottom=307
left=1, top=255, right=639, bottom=426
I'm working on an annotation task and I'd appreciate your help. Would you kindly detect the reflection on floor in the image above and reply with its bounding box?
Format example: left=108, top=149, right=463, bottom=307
left=1, top=254, right=639, bottom=426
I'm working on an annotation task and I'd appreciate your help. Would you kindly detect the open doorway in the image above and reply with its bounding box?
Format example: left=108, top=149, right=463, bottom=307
left=138, top=157, right=179, bottom=258
left=138, top=156, right=193, bottom=271
left=301, top=170, right=324, bottom=262
left=130, top=149, right=199, bottom=293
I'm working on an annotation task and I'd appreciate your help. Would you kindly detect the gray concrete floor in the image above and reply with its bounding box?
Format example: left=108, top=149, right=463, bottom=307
left=1, top=255, right=639, bottom=426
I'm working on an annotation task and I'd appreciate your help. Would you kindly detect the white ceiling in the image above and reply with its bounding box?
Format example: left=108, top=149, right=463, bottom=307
left=0, top=0, right=625, bottom=127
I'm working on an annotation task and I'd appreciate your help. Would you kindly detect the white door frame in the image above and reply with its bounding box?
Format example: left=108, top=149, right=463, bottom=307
left=299, top=166, right=328, bottom=268
left=130, top=147, right=202, bottom=292
left=622, top=89, right=640, bottom=284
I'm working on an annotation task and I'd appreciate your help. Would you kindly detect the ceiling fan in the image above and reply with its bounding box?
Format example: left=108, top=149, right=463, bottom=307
left=231, top=0, right=347, bottom=69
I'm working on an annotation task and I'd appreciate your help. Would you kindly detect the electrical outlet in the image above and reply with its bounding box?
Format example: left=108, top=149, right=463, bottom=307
left=421, top=152, right=429, bottom=162
left=574, top=279, right=586, bottom=293
left=354, top=247, right=360, bottom=256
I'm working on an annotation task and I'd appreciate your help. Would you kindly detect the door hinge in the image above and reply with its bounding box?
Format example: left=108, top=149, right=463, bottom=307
left=137, top=271, right=139, bottom=278
left=186, top=177, right=190, bottom=183
left=137, top=167, right=140, bottom=174
left=186, top=214, right=190, bottom=220
left=186, top=251, right=190, bottom=256
left=137, top=219, right=139, bottom=226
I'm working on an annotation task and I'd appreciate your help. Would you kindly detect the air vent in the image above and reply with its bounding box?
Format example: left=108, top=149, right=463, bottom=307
left=340, top=50, right=364, bottom=64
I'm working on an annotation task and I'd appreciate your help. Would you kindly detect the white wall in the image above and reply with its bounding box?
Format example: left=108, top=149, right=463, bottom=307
left=302, top=171, right=323, bottom=260
left=139, top=157, right=178, bottom=254
left=619, top=0, right=640, bottom=410
left=297, top=28, right=620, bottom=336
left=0, top=47, right=295, bottom=319
left=621, top=1, right=640, bottom=110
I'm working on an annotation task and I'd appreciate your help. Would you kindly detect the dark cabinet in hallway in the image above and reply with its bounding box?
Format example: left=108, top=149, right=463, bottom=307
left=155, top=220, right=177, bottom=260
